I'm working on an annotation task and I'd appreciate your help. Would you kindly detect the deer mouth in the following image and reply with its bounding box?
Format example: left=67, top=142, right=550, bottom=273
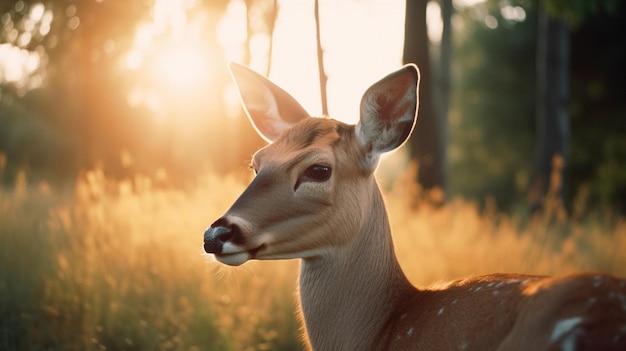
left=249, top=244, right=266, bottom=258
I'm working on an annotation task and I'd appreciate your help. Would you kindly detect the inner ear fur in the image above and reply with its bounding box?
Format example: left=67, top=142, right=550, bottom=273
left=230, top=63, right=310, bottom=142
left=356, top=64, right=420, bottom=167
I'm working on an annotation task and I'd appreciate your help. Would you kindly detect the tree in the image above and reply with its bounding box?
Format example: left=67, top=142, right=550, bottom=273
left=0, top=0, right=235, bottom=183
left=528, top=5, right=570, bottom=212
left=439, top=0, right=453, bottom=193
left=529, top=0, right=622, bottom=212
left=403, top=0, right=446, bottom=196
left=314, top=0, right=328, bottom=116
left=565, top=0, right=626, bottom=211
left=242, top=0, right=278, bottom=75
left=450, top=1, right=537, bottom=209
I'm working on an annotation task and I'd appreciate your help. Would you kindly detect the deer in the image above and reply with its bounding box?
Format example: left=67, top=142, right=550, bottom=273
left=203, top=63, right=626, bottom=350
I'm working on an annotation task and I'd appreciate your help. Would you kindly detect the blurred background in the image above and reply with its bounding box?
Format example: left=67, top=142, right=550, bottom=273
left=1, top=0, right=625, bottom=350
left=1, top=0, right=624, bottom=212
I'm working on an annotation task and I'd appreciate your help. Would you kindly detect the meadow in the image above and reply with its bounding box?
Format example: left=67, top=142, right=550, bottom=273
left=1, top=167, right=625, bottom=351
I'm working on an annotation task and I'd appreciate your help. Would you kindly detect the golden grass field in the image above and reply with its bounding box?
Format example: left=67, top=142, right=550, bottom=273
left=1, top=167, right=625, bottom=350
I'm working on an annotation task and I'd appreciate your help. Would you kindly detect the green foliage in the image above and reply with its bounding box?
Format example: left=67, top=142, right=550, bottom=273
left=0, top=97, right=77, bottom=184
left=450, top=0, right=626, bottom=211
left=449, top=2, right=537, bottom=209
left=0, top=190, right=58, bottom=350
left=568, top=2, right=626, bottom=210
left=540, top=0, right=623, bottom=26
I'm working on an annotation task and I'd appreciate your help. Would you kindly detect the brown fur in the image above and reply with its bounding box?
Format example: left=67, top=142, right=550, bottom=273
left=205, top=64, right=626, bottom=350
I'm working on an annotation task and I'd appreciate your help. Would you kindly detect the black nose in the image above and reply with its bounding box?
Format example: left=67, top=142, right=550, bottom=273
left=203, top=221, right=237, bottom=254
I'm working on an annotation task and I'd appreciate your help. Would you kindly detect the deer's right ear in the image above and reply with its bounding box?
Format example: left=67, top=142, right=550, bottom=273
left=229, top=63, right=310, bottom=143
left=356, top=64, right=419, bottom=170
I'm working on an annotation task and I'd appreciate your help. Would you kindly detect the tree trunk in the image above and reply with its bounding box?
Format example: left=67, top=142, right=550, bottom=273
left=439, top=0, right=452, bottom=195
left=264, top=0, right=278, bottom=76
left=529, top=8, right=570, bottom=212
left=314, top=0, right=328, bottom=116
left=403, top=0, right=445, bottom=196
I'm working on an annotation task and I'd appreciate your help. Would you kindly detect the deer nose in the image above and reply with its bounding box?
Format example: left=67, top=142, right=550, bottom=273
left=203, top=225, right=234, bottom=254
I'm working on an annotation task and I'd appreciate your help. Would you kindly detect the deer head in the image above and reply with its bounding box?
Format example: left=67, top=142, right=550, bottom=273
left=203, top=63, right=419, bottom=266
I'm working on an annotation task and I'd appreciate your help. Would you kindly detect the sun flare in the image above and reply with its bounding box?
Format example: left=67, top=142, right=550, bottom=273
left=123, top=0, right=217, bottom=113
left=122, top=0, right=409, bottom=124
left=153, top=45, right=211, bottom=89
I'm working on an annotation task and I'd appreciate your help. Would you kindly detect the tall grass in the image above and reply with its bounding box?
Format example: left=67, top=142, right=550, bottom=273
left=1, top=168, right=625, bottom=350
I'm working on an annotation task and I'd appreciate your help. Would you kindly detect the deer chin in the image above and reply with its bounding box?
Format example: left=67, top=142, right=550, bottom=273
left=214, top=251, right=251, bottom=266
left=214, top=243, right=267, bottom=266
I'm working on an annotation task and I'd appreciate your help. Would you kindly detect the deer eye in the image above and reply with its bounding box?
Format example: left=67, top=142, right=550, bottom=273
left=305, top=165, right=332, bottom=181
left=295, top=165, right=332, bottom=191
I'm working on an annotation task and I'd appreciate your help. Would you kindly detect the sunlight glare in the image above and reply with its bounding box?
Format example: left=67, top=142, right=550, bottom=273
left=154, top=46, right=210, bottom=88
left=0, top=2, right=49, bottom=91
left=217, top=0, right=248, bottom=63
left=501, top=5, right=526, bottom=22
left=454, top=0, right=486, bottom=8
left=269, top=0, right=405, bottom=124
left=484, top=15, right=498, bottom=29
left=29, top=3, right=45, bottom=22
left=125, top=49, right=143, bottom=70
left=0, top=44, right=41, bottom=85
left=427, top=1, right=443, bottom=43
left=248, top=33, right=271, bottom=72
left=223, top=83, right=242, bottom=118
left=123, top=0, right=214, bottom=116
left=134, top=23, right=156, bottom=50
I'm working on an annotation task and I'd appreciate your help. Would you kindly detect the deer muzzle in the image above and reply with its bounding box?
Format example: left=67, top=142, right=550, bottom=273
left=203, top=220, right=259, bottom=266
left=203, top=226, right=233, bottom=254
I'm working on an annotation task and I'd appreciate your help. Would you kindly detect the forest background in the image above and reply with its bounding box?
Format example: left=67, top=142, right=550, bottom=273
left=1, top=0, right=625, bottom=212
left=1, top=0, right=626, bottom=350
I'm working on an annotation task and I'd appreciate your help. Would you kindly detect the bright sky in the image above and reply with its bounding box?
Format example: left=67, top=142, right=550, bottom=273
left=1, top=0, right=473, bottom=125
left=268, top=0, right=406, bottom=124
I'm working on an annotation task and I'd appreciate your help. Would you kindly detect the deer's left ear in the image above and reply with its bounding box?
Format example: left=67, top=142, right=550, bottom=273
left=356, top=64, right=419, bottom=170
left=230, top=63, right=310, bottom=143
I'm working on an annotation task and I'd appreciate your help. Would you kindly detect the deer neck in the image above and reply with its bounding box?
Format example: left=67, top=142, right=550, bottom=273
left=298, top=180, right=416, bottom=350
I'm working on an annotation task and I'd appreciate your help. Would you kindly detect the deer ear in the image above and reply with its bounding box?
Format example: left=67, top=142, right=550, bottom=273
left=356, top=64, right=419, bottom=170
left=229, top=63, right=310, bottom=142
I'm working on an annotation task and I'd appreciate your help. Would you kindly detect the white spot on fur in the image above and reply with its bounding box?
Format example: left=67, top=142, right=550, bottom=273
left=452, top=298, right=458, bottom=304
left=551, top=316, right=583, bottom=351
left=407, top=327, right=414, bottom=336
left=437, top=307, right=445, bottom=316
left=561, top=332, right=579, bottom=351
left=508, top=279, right=523, bottom=284
left=593, top=275, right=602, bottom=288
left=459, top=341, right=468, bottom=350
